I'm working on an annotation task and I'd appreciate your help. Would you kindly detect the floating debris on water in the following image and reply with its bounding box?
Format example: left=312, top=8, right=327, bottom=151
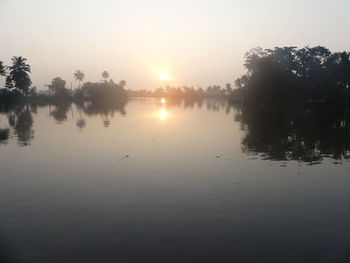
left=118, top=155, right=130, bottom=162
left=307, top=162, right=322, bottom=166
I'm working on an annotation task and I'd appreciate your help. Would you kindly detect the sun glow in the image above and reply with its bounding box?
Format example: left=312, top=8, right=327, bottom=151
left=159, top=109, right=168, bottom=121
left=158, top=71, right=170, bottom=80
left=150, top=64, right=172, bottom=81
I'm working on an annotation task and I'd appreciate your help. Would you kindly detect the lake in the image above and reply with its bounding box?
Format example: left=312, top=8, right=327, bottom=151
left=0, top=98, right=350, bottom=263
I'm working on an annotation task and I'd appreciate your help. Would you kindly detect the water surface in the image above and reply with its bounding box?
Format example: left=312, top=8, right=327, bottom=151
left=0, top=98, right=349, bottom=263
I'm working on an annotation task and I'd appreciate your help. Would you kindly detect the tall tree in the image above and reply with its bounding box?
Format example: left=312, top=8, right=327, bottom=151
left=48, top=77, right=69, bottom=97
left=74, top=70, right=85, bottom=89
left=225, top=83, right=232, bottom=95
left=0, top=61, right=6, bottom=77
left=234, top=46, right=350, bottom=104
left=119, top=80, right=127, bottom=89
left=6, top=57, right=32, bottom=94
left=102, top=71, right=109, bottom=81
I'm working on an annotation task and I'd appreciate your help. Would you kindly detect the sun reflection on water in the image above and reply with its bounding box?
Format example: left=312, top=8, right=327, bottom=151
left=159, top=109, right=168, bottom=121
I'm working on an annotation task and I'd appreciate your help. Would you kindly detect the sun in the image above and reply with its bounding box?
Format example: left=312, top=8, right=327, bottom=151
left=150, top=63, right=172, bottom=81
left=158, top=71, right=170, bottom=80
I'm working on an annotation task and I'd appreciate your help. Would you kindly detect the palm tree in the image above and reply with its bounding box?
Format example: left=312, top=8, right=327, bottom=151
left=0, top=61, right=6, bottom=77
left=102, top=71, right=109, bottom=81
left=74, top=70, right=85, bottom=89
left=6, top=57, right=32, bottom=95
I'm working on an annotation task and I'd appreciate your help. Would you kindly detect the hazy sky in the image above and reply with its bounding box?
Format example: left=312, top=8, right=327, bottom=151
left=1, top=0, right=350, bottom=90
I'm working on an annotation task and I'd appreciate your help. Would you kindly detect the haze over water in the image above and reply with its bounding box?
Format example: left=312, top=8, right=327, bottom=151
left=0, top=99, right=349, bottom=263
left=1, top=0, right=350, bottom=261
left=1, top=0, right=350, bottom=90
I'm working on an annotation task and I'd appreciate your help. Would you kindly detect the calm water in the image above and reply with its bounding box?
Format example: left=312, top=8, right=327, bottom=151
left=0, top=98, right=350, bottom=263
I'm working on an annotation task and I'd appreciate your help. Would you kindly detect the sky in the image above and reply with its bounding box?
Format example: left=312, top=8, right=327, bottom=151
left=1, top=0, right=350, bottom=90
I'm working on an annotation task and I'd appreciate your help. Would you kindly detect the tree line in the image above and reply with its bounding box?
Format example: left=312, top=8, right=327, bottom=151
left=128, top=84, right=233, bottom=99
left=0, top=57, right=128, bottom=103
left=2, top=46, right=350, bottom=106
left=230, top=46, right=350, bottom=106
left=230, top=46, right=350, bottom=163
left=0, top=57, right=35, bottom=97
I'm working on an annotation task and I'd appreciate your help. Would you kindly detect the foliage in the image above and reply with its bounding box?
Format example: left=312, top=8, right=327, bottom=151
left=128, top=85, right=230, bottom=99
left=29, top=86, right=37, bottom=97
left=231, top=46, right=350, bottom=106
left=5, top=57, right=32, bottom=95
left=102, top=71, right=109, bottom=81
left=80, top=80, right=127, bottom=102
left=0, top=61, right=6, bottom=76
left=47, top=77, right=70, bottom=99
left=74, top=69, right=85, bottom=88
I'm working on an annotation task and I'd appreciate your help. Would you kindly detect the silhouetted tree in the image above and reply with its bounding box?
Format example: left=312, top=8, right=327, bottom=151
left=129, top=85, right=228, bottom=99
left=74, top=70, right=85, bottom=89
left=0, top=61, right=6, bottom=77
left=102, top=71, right=109, bottom=81
left=5, top=57, right=32, bottom=95
left=225, top=83, right=232, bottom=95
left=29, top=86, right=37, bottom=97
left=82, top=81, right=127, bottom=103
left=47, top=77, right=70, bottom=99
left=119, top=80, right=127, bottom=89
left=231, top=46, right=350, bottom=106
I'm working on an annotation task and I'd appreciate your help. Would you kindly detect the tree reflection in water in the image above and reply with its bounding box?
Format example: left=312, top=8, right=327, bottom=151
left=75, top=100, right=127, bottom=129
left=162, top=98, right=350, bottom=163
left=236, top=104, right=350, bottom=163
left=76, top=118, right=86, bottom=130
left=0, top=99, right=349, bottom=165
left=50, top=102, right=71, bottom=123
left=0, top=100, right=127, bottom=145
left=0, top=104, right=35, bottom=146
left=0, top=128, right=9, bottom=145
